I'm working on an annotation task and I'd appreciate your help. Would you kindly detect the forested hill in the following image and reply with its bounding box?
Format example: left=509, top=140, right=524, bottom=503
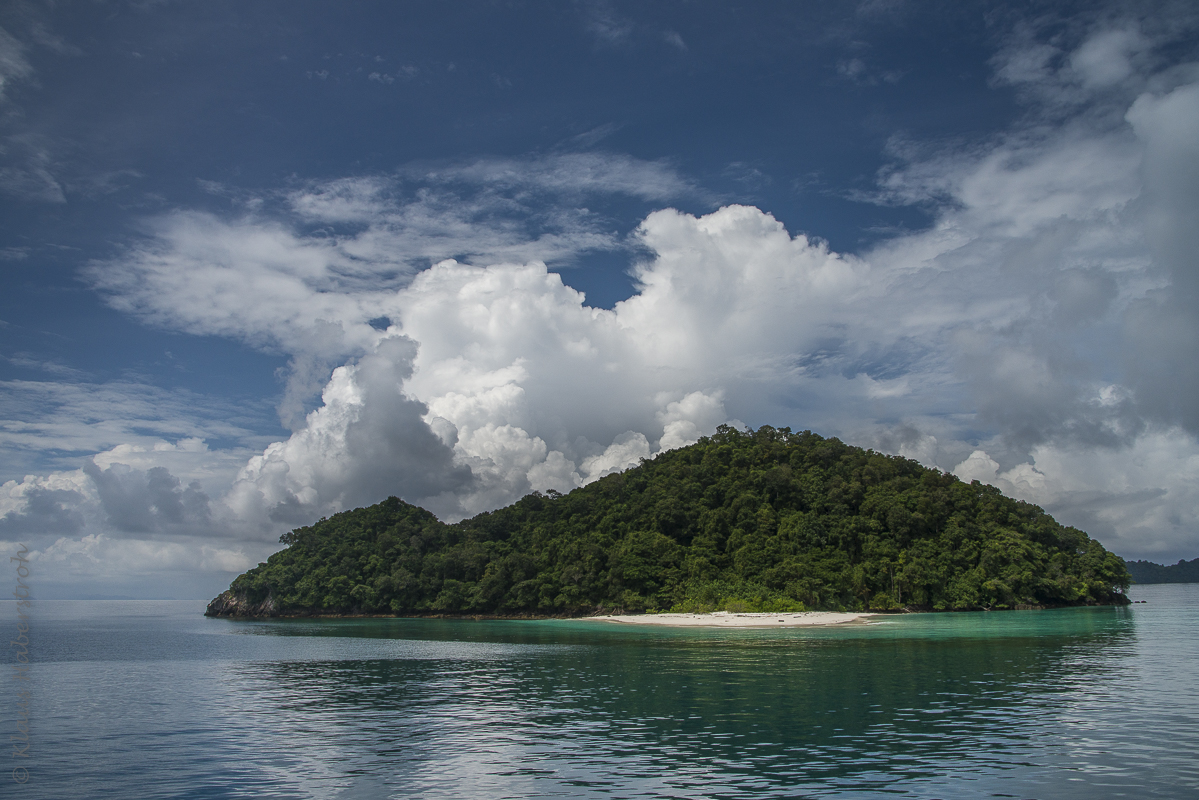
left=206, top=426, right=1130, bottom=618
left=1124, top=558, right=1199, bottom=584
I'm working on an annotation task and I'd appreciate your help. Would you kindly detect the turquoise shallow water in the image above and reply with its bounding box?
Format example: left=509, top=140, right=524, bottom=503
left=5, top=584, right=1198, bottom=798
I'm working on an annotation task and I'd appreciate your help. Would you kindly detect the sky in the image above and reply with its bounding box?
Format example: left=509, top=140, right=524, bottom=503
left=1, top=0, right=1197, bottom=599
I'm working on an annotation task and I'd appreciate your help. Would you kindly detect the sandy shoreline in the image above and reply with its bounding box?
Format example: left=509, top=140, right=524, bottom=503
left=586, top=610, right=875, bottom=628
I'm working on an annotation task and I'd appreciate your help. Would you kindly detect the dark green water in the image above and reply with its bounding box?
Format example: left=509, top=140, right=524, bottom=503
left=7, top=584, right=1198, bottom=798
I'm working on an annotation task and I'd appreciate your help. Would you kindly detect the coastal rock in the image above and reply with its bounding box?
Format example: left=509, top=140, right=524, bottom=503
left=205, top=590, right=277, bottom=618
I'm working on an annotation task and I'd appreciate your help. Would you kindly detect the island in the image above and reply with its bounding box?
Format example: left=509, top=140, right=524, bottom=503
left=207, top=425, right=1130, bottom=619
left=1123, top=557, right=1199, bottom=585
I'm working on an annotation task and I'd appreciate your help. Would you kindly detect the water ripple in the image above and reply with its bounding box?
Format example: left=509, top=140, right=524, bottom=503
left=13, top=587, right=1199, bottom=799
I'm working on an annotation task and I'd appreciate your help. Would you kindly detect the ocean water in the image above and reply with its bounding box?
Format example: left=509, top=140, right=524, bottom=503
left=5, top=584, right=1198, bottom=799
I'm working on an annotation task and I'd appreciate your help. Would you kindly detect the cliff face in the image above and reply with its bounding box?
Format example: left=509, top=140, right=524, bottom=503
left=205, top=590, right=278, bottom=618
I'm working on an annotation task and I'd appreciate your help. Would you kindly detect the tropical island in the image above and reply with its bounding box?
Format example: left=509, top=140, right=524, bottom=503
left=206, top=425, right=1130, bottom=619
left=1124, top=557, right=1199, bottom=585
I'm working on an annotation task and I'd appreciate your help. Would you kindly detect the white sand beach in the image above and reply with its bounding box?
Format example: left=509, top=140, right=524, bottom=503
left=587, top=610, right=874, bottom=627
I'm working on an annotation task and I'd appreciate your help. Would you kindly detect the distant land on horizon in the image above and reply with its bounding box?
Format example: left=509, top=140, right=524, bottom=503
left=207, top=426, right=1131, bottom=619
left=1124, top=558, right=1199, bottom=585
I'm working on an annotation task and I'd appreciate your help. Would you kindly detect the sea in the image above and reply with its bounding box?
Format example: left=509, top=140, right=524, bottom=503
left=5, top=583, right=1197, bottom=799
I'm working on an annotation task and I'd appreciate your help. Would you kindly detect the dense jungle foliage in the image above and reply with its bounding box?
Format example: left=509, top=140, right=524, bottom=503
left=212, top=426, right=1130, bottom=616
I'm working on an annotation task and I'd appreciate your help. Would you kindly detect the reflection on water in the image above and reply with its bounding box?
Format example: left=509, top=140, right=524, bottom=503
left=16, top=586, right=1199, bottom=799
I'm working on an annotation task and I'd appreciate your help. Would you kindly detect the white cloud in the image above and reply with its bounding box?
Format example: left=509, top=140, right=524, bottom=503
left=23, top=201, right=866, bottom=583
left=87, top=210, right=387, bottom=350
left=658, top=391, right=728, bottom=451
left=36, top=533, right=254, bottom=579
left=0, top=379, right=270, bottom=478
left=953, top=431, right=1199, bottom=561
left=226, top=335, right=472, bottom=527
left=88, top=154, right=693, bottom=428
left=93, top=155, right=697, bottom=350
left=82, top=459, right=211, bottom=534
left=580, top=432, right=651, bottom=481
left=382, top=206, right=864, bottom=517
left=409, top=153, right=696, bottom=202
left=1071, top=29, right=1149, bottom=89
left=0, top=452, right=266, bottom=597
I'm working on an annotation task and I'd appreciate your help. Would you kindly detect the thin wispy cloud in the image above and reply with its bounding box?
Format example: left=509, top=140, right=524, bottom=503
left=0, top=26, right=33, bottom=102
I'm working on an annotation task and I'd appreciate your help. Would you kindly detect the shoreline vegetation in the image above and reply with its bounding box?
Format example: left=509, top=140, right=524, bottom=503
left=207, top=426, right=1131, bottom=620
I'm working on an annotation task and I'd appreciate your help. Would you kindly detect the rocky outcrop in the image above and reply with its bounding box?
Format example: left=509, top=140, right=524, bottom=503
left=205, top=590, right=278, bottom=618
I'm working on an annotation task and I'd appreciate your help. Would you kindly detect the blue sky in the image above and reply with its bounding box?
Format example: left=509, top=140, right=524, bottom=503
left=2, top=1, right=1197, bottom=599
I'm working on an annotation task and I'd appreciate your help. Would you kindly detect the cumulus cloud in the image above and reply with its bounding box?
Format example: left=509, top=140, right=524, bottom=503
left=88, top=154, right=696, bottom=427
left=658, top=392, right=729, bottom=451
left=82, top=460, right=211, bottom=534
left=37, top=200, right=866, bottom=582
left=952, top=430, right=1199, bottom=560
left=227, top=335, right=473, bottom=529
left=0, top=379, right=279, bottom=595
left=387, top=205, right=865, bottom=517
left=860, top=27, right=1198, bottom=458
left=0, top=457, right=263, bottom=598
left=0, top=486, right=85, bottom=538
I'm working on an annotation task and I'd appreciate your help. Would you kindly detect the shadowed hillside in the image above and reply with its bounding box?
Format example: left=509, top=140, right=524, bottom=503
left=1124, top=558, right=1199, bottom=584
